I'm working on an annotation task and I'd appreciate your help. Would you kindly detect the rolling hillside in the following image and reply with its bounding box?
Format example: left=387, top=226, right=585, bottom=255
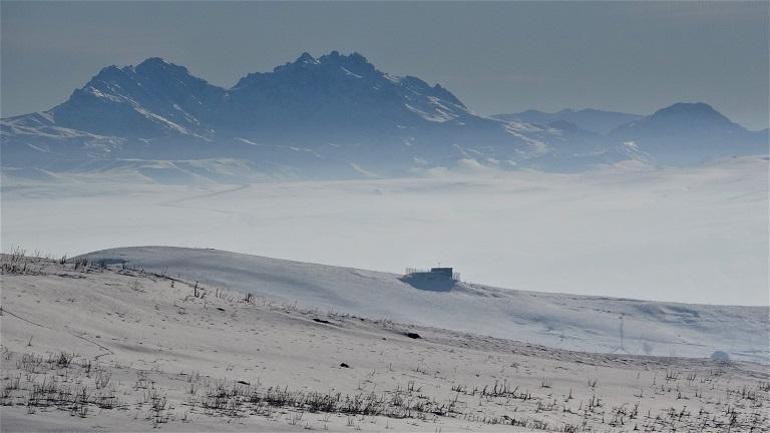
left=81, top=246, right=769, bottom=363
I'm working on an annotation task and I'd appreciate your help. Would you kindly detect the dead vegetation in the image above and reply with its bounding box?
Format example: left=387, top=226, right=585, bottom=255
left=2, top=346, right=768, bottom=432
left=2, top=253, right=769, bottom=432
left=1, top=247, right=92, bottom=275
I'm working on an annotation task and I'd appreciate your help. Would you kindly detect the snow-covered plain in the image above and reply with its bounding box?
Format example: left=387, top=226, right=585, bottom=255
left=1, top=257, right=768, bottom=432
left=2, top=156, right=767, bottom=306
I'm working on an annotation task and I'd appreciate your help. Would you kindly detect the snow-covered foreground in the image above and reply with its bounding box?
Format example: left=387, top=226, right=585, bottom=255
left=81, top=246, right=769, bottom=364
left=2, top=156, right=767, bottom=306
left=2, top=256, right=768, bottom=432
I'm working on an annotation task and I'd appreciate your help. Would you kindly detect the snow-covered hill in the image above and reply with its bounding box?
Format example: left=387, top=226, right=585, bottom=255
left=81, top=246, right=769, bottom=363
left=5, top=255, right=767, bottom=431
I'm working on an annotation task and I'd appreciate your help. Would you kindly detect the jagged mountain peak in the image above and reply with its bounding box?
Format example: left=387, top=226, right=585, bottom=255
left=241, top=50, right=380, bottom=84
left=76, top=57, right=214, bottom=104
left=224, top=51, right=472, bottom=131
left=86, top=57, right=195, bottom=85
left=47, top=56, right=223, bottom=138
left=133, top=57, right=193, bottom=77
left=29, top=51, right=478, bottom=140
left=319, top=50, right=368, bottom=64
left=295, top=52, right=319, bottom=64
left=287, top=50, right=360, bottom=66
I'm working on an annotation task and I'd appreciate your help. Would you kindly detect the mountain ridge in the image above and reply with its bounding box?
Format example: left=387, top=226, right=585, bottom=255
left=492, top=108, right=644, bottom=135
left=2, top=52, right=766, bottom=181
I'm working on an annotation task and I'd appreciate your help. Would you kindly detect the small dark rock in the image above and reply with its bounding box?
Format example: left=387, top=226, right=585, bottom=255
left=313, top=318, right=330, bottom=324
left=405, top=332, right=421, bottom=339
left=339, top=362, right=350, bottom=368
left=236, top=380, right=250, bottom=385
left=216, top=307, right=225, bottom=312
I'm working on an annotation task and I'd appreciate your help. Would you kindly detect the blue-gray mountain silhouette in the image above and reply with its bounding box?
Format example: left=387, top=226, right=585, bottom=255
left=1, top=52, right=766, bottom=181
left=493, top=108, right=643, bottom=135
left=609, top=102, right=767, bottom=164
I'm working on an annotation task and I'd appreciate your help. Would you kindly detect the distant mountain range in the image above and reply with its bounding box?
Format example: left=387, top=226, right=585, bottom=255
left=2, top=51, right=766, bottom=182
left=492, top=108, right=643, bottom=135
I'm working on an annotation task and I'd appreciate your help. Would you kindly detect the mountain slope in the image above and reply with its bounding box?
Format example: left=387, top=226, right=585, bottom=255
left=49, top=58, right=224, bottom=138
left=80, top=246, right=769, bottom=363
left=493, top=108, right=644, bottom=134
left=609, top=102, right=767, bottom=164
left=224, top=51, right=476, bottom=131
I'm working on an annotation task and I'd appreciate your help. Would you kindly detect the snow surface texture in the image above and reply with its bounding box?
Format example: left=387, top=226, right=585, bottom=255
left=4, top=258, right=767, bottom=432
left=80, top=246, right=769, bottom=363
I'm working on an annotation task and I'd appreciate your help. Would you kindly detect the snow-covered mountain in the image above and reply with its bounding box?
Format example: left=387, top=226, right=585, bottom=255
left=2, top=53, right=766, bottom=181
left=40, top=52, right=484, bottom=140
left=0, top=53, right=552, bottom=179
left=80, top=246, right=769, bottom=363
left=609, top=102, right=767, bottom=164
left=224, top=51, right=477, bottom=131
left=49, top=57, right=224, bottom=138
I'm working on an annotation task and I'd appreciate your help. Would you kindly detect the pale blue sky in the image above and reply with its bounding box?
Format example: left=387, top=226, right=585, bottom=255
left=2, top=1, right=768, bottom=129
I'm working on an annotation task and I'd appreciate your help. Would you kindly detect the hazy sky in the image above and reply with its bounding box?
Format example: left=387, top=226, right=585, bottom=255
left=2, top=1, right=768, bottom=129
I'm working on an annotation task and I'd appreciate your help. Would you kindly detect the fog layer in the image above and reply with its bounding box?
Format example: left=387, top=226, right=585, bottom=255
left=2, top=157, right=766, bottom=306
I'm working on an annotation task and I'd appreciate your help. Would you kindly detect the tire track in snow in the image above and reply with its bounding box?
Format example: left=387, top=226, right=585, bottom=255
left=1, top=306, right=115, bottom=359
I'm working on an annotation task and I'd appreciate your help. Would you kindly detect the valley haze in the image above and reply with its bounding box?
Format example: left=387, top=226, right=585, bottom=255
left=2, top=155, right=767, bottom=306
